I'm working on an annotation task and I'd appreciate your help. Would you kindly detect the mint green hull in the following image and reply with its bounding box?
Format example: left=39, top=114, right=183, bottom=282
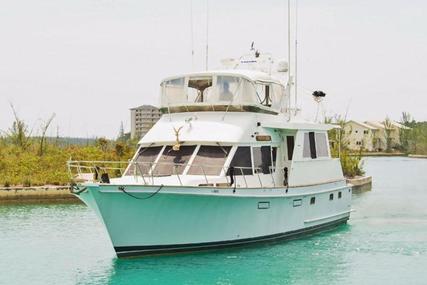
left=77, top=183, right=351, bottom=257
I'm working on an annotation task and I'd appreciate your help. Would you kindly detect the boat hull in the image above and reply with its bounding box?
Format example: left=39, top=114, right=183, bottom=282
left=77, top=182, right=351, bottom=258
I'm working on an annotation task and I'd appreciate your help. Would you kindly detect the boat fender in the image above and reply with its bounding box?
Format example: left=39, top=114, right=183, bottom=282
left=101, top=173, right=110, bottom=184
left=284, top=167, right=288, bottom=186
left=228, top=166, right=235, bottom=187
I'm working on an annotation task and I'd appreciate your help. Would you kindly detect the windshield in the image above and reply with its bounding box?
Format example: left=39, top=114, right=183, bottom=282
left=161, top=75, right=258, bottom=107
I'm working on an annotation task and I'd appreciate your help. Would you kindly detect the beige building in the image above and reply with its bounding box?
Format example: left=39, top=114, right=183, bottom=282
left=343, top=120, right=409, bottom=152
left=130, top=105, right=162, bottom=139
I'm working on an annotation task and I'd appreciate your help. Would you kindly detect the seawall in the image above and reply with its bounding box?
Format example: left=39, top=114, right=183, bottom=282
left=0, top=185, right=80, bottom=204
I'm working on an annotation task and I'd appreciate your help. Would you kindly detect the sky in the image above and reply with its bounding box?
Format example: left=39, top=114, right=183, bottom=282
left=0, top=0, right=426, bottom=138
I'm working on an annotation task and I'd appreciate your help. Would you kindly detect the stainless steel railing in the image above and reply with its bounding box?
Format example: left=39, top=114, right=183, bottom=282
left=67, top=160, right=278, bottom=188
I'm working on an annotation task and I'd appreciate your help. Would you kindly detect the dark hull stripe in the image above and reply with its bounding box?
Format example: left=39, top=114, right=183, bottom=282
left=114, top=216, right=349, bottom=258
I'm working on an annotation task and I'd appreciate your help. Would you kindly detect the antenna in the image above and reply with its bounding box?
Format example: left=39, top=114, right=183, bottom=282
left=287, top=0, right=291, bottom=84
left=295, top=0, right=298, bottom=114
left=205, top=0, right=209, bottom=71
left=190, top=0, right=195, bottom=70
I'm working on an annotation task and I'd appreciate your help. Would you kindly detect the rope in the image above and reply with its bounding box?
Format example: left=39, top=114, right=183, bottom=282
left=118, top=185, right=164, bottom=200
left=70, top=183, right=87, bottom=195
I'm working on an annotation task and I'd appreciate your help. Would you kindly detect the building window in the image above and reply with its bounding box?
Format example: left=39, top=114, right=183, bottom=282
left=338, top=192, right=342, bottom=199
left=310, top=197, right=315, bottom=205
left=329, top=193, right=334, bottom=200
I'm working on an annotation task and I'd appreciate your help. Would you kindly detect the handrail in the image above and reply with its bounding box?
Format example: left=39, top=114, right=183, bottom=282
left=68, top=160, right=278, bottom=189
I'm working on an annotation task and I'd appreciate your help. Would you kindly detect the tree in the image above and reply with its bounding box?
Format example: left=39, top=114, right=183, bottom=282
left=38, top=113, right=56, bottom=156
left=399, top=112, right=413, bottom=153
left=383, top=117, right=393, bottom=153
left=8, top=104, right=31, bottom=150
left=117, top=121, right=125, bottom=141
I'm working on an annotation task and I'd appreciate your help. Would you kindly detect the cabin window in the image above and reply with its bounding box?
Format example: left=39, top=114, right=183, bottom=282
left=270, top=84, right=285, bottom=110
left=188, top=145, right=231, bottom=176
left=125, top=146, right=163, bottom=175
left=315, top=133, right=329, bottom=157
left=329, top=193, right=334, bottom=200
left=256, top=84, right=271, bottom=107
left=272, top=147, right=277, bottom=171
left=253, top=146, right=272, bottom=174
left=228, top=147, right=253, bottom=175
left=187, top=77, right=213, bottom=103
left=286, top=136, right=295, bottom=160
left=338, top=191, right=342, bottom=199
left=303, top=132, right=317, bottom=159
left=153, top=145, right=196, bottom=176
left=310, top=197, right=316, bottom=205
left=214, top=76, right=241, bottom=102
left=162, top=77, right=186, bottom=104
left=303, top=132, right=329, bottom=159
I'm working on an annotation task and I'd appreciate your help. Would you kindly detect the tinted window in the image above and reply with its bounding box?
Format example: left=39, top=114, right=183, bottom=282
left=303, top=132, right=317, bottom=159
left=286, top=136, right=294, bottom=160
left=315, top=133, right=329, bottom=157
left=154, top=145, right=196, bottom=176
left=253, top=146, right=272, bottom=174
left=188, top=146, right=231, bottom=176
left=272, top=147, right=277, bottom=172
left=125, top=146, right=162, bottom=175
left=228, top=147, right=252, bottom=175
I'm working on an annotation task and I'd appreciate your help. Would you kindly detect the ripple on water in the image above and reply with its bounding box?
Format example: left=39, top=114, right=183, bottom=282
left=1, top=157, right=427, bottom=285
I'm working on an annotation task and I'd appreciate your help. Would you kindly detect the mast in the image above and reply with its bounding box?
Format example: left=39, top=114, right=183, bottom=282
left=287, top=0, right=298, bottom=116
left=190, top=0, right=195, bottom=70
left=205, top=0, right=209, bottom=70
left=294, top=0, right=298, bottom=114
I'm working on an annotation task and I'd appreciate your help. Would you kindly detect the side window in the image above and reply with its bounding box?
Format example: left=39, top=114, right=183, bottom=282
left=303, top=132, right=317, bottom=159
left=286, top=136, right=295, bottom=160
left=229, top=147, right=252, bottom=175
left=315, top=133, right=329, bottom=157
left=253, top=146, right=272, bottom=174
left=272, top=147, right=277, bottom=172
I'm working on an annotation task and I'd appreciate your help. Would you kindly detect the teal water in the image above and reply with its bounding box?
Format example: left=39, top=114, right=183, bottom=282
left=1, top=157, right=427, bottom=285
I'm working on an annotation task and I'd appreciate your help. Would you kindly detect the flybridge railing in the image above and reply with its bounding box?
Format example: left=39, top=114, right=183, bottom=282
left=67, top=160, right=278, bottom=188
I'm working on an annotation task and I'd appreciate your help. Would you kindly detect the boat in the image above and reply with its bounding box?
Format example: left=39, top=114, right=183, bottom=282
left=68, top=48, right=352, bottom=257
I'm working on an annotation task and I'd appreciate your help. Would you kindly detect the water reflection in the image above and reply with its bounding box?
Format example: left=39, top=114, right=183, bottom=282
left=105, top=224, right=351, bottom=285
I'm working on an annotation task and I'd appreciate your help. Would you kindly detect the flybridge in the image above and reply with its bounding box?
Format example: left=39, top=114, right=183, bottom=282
left=160, top=69, right=290, bottom=115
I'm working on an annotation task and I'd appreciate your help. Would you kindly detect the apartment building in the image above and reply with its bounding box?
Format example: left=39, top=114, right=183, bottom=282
left=343, top=120, right=409, bottom=152
left=130, top=105, right=162, bottom=139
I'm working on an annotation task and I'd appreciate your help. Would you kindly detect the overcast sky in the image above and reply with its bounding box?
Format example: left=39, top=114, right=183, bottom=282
left=1, top=0, right=426, bottom=138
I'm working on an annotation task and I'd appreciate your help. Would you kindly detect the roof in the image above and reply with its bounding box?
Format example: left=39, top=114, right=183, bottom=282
left=130, top=104, right=159, bottom=111
left=160, top=69, right=283, bottom=85
left=364, top=120, right=411, bottom=130
left=364, top=121, right=385, bottom=129
left=263, top=121, right=338, bottom=131
left=346, top=120, right=378, bottom=130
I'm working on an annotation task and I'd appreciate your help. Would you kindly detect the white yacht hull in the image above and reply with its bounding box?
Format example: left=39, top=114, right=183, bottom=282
left=77, top=181, right=352, bottom=257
